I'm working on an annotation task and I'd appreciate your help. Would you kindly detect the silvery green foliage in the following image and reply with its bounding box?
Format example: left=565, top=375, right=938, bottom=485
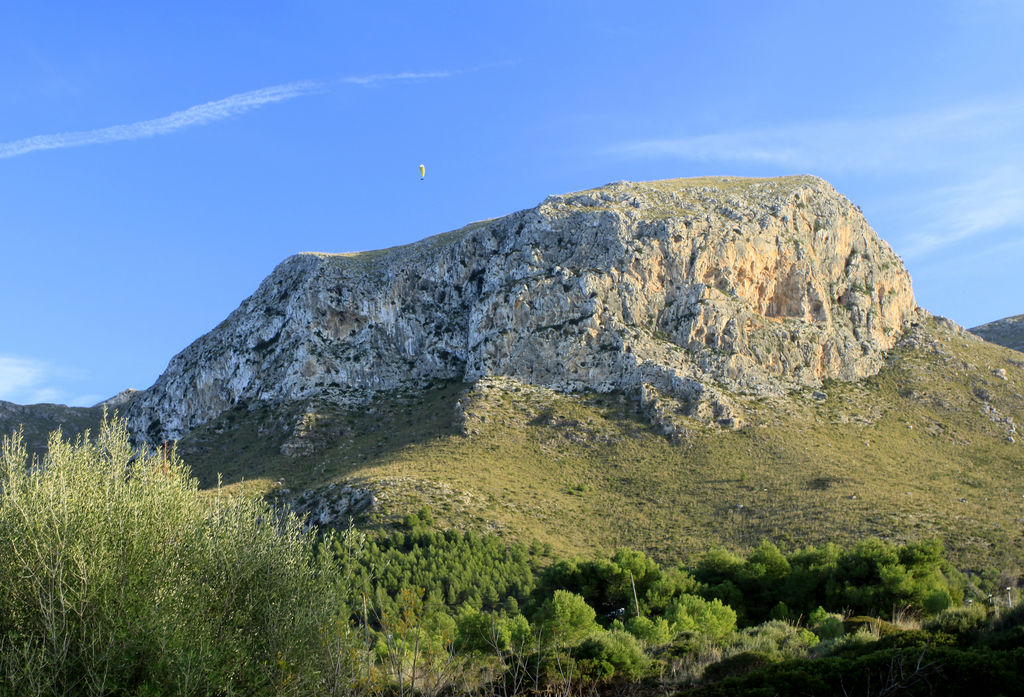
left=0, top=417, right=358, bottom=696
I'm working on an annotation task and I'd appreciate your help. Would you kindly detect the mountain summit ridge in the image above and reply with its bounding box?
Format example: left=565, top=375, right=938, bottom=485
left=126, top=175, right=917, bottom=444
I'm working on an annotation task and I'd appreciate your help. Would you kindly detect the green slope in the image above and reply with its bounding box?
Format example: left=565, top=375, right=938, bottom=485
left=166, top=315, right=1024, bottom=572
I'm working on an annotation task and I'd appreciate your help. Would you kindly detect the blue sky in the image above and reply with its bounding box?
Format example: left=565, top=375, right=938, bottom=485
left=1, top=1, right=1022, bottom=406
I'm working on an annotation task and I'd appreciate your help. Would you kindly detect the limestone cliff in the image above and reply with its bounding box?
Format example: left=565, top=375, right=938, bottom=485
left=126, top=176, right=917, bottom=444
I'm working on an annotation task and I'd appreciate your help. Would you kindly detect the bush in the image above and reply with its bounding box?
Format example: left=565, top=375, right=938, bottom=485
left=701, top=651, right=778, bottom=682
left=923, top=588, right=953, bottom=614
left=924, top=604, right=988, bottom=639
left=809, top=606, right=845, bottom=641
left=0, top=419, right=351, bottom=697
left=539, top=590, right=600, bottom=646
left=624, top=614, right=673, bottom=646
left=575, top=629, right=651, bottom=679
left=455, top=607, right=532, bottom=653
left=730, top=620, right=819, bottom=660
left=828, top=627, right=880, bottom=654
left=666, top=594, right=737, bottom=642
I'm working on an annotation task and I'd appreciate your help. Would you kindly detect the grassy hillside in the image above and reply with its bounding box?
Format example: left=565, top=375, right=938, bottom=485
left=175, top=314, right=1024, bottom=575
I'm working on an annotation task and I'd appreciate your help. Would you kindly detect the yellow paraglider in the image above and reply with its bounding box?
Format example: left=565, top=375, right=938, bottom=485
left=419, top=164, right=425, bottom=180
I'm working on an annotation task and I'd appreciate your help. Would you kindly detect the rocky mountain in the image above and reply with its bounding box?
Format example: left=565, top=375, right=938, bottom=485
left=4, top=175, right=1023, bottom=570
left=125, top=175, right=916, bottom=445
left=972, top=314, right=1024, bottom=353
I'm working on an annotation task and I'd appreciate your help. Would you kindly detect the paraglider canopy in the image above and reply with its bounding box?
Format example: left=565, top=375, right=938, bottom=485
left=419, top=164, right=425, bottom=180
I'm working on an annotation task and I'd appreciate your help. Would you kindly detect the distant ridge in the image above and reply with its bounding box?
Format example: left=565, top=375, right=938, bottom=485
left=971, top=314, right=1024, bottom=353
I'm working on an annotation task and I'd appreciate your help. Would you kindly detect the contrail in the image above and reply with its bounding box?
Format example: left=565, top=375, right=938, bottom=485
left=0, top=81, right=322, bottom=159
left=339, top=70, right=455, bottom=86
left=0, top=68, right=466, bottom=160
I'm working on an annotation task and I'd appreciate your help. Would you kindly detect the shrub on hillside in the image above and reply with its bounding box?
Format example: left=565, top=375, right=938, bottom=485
left=729, top=620, right=820, bottom=661
left=624, top=615, right=673, bottom=647
left=809, top=606, right=845, bottom=641
left=538, top=590, right=601, bottom=646
left=924, top=603, right=988, bottom=639
left=454, top=607, right=533, bottom=654
left=666, top=594, right=738, bottom=642
left=575, top=629, right=651, bottom=679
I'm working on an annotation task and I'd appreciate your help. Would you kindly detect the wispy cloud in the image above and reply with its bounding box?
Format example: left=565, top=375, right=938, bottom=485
left=898, top=167, right=1024, bottom=258
left=337, top=62, right=511, bottom=87
left=0, top=356, right=47, bottom=397
left=0, top=355, right=58, bottom=404
left=339, top=70, right=455, bottom=86
left=0, top=355, right=101, bottom=406
left=0, top=67, right=469, bottom=160
left=613, top=97, right=1024, bottom=173
left=613, top=96, right=1024, bottom=258
left=0, top=81, right=323, bottom=160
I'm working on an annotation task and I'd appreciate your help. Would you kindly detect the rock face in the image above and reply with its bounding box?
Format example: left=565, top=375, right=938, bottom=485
left=971, top=314, right=1024, bottom=353
left=126, top=176, right=917, bottom=443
